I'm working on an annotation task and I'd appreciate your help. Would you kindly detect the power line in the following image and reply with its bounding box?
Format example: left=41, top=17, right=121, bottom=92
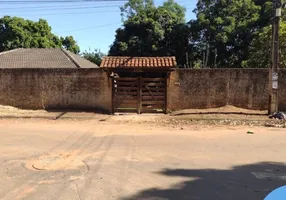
left=56, top=22, right=121, bottom=34
left=10, top=9, right=119, bottom=16
left=0, top=0, right=193, bottom=16
left=0, top=0, right=191, bottom=4
left=0, top=0, right=192, bottom=11
left=3, top=8, right=193, bottom=17
left=4, top=7, right=193, bottom=15
left=1, top=4, right=123, bottom=10
left=2, top=5, right=122, bottom=12
left=0, top=0, right=126, bottom=3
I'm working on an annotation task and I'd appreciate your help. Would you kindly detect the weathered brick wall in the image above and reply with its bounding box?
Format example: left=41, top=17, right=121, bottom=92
left=167, top=69, right=286, bottom=111
left=0, top=68, right=112, bottom=113
left=2, top=68, right=286, bottom=113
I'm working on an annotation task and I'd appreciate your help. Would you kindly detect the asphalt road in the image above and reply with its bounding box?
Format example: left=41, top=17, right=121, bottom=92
left=0, top=119, right=286, bottom=200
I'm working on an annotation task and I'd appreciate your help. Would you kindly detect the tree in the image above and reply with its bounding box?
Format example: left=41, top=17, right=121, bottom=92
left=82, top=49, right=105, bottom=66
left=109, top=0, right=189, bottom=66
left=0, top=16, right=80, bottom=54
left=243, top=21, right=286, bottom=68
left=191, top=0, right=267, bottom=68
left=61, top=36, right=80, bottom=54
left=188, top=0, right=286, bottom=68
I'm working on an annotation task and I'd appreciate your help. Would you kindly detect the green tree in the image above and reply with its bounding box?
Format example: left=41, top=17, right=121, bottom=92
left=82, top=49, right=105, bottom=66
left=189, top=0, right=285, bottom=68
left=109, top=0, right=189, bottom=66
left=244, top=22, right=286, bottom=68
left=60, top=36, right=80, bottom=54
left=0, top=16, right=80, bottom=54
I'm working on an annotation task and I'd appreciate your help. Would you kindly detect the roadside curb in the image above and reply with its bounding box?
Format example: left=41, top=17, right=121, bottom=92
left=0, top=114, right=285, bottom=128
left=0, top=115, right=98, bottom=120
left=0, top=112, right=111, bottom=120
left=0, top=115, right=54, bottom=120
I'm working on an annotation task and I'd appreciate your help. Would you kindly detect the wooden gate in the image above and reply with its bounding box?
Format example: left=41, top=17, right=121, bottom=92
left=113, top=77, right=167, bottom=113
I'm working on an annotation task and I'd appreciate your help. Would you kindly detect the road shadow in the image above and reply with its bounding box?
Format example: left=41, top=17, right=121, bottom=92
left=122, top=162, right=286, bottom=200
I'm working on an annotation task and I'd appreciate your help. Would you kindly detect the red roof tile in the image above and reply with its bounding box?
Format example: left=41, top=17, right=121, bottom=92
left=100, top=56, right=177, bottom=68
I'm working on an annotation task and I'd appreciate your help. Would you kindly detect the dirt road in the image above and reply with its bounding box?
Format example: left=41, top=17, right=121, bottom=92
left=0, top=118, right=286, bottom=200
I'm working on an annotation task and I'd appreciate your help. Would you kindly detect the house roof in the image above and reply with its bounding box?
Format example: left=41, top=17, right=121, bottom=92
left=100, top=56, right=177, bottom=69
left=0, top=48, right=99, bottom=69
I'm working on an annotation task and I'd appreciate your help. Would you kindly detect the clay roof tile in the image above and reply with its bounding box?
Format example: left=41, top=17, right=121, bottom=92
left=100, top=56, right=176, bottom=68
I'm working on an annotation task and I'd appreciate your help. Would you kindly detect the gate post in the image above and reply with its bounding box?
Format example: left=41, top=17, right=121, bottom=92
left=164, top=77, right=167, bottom=114
left=111, top=76, right=115, bottom=114
left=137, top=76, right=142, bottom=114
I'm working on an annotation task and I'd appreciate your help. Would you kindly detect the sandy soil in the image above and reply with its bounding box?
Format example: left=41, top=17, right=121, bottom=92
left=0, top=105, right=267, bottom=120
left=0, top=118, right=286, bottom=200
left=1, top=104, right=284, bottom=127
left=170, top=105, right=267, bottom=115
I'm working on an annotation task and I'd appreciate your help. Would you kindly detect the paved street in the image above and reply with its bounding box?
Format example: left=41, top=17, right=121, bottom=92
left=0, top=119, right=286, bottom=200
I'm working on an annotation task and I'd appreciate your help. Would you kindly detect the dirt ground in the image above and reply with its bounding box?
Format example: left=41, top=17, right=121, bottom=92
left=0, top=117, right=286, bottom=200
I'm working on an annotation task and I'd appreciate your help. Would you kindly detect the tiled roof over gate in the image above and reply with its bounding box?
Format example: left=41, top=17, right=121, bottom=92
left=100, top=56, right=177, bottom=68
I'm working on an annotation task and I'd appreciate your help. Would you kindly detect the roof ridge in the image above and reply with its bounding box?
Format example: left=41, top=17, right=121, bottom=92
left=0, top=48, right=21, bottom=56
left=60, top=49, right=81, bottom=68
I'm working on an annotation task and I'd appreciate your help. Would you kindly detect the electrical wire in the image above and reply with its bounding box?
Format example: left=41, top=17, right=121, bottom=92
left=56, top=22, right=121, bottom=34
left=2, top=5, right=122, bottom=12
left=1, top=4, right=123, bottom=10
left=1, top=0, right=190, bottom=7
left=0, top=0, right=126, bottom=3
left=0, top=0, right=191, bottom=4
left=3, top=8, right=192, bottom=16
left=9, top=9, right=119, bottom=16
left=0, top=0, right=193, bottom=16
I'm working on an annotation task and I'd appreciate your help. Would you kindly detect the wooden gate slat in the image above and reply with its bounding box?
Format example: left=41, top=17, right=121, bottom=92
left=142, top=88, right=165, bottom=92
left=115, top=87, right=138, bottom=91
left=141, top=108, right=164, bottom=112
left=115, top=95, right=137, bottom=100
left=142, top=83, right=165, bottom=87
left=141, top=78, right=165, bottom=81
left=115, top=77, right=137, bottom=81
left=142, top=92, right=165, bottom=96
left=113, top=76, right=167, bottom=114
left=142, top=96, right=165, bottom=101
left=142, top=101, right=165, bottom=105
left=116, top=82, right=138, bottom=86
left=142, top=104, right=164, bottom=109
left=115, top=92, right=137, bottom=95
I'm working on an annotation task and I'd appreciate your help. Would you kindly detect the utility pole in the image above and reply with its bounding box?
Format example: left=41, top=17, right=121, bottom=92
left=205, top=44, right=209, bottom=68
left=214, top=49, right=217, bottom=68
left=186, top=52, right=189, bottom=68
left=269, top=0, right=284, bottom=114
left=202, top=52, right=205, bottom=69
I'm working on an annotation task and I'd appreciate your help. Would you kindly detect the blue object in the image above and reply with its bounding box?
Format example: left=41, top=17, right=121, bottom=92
left=264, top=186, right=286, bottom=200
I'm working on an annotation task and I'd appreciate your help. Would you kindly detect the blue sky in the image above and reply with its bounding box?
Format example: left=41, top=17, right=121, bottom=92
left=1, top=0, right=196, bottom=54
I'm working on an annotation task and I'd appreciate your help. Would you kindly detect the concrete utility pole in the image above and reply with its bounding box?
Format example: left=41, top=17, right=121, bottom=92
left=269, top=0, right=285, bottom=114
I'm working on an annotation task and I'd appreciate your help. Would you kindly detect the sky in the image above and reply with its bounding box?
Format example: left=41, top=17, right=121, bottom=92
left=1, top=0, right=196, bottom=54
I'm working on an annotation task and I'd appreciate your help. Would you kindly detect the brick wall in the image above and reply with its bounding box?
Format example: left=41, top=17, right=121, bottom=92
left=0, top=68, right=112, bottom=113
left=167, top=69, right=286, bottom=111
left=1, top=68, right=286, bottom=113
